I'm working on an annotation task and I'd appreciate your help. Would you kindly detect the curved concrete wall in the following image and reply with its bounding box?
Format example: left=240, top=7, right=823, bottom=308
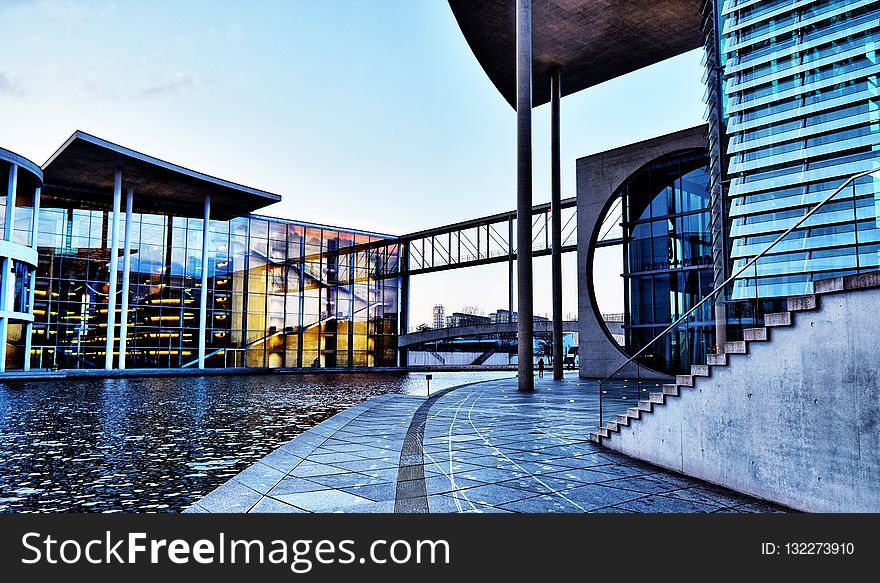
left=602, top=285, right=880, bottom=512
left=576, top=125, right=708, bottom=380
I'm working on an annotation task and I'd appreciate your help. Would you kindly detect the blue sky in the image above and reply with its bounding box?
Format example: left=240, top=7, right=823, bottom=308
left=0, top=0, right=706, bottom=325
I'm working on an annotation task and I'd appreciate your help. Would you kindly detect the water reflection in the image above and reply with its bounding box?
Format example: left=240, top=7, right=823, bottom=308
left=0, top=371, right=511, bottom=512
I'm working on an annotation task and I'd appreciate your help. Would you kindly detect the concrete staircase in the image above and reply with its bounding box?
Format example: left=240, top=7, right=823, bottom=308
left=589, top=270, right=880, bottom=444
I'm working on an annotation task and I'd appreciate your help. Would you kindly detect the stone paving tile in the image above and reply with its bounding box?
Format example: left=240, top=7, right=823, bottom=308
left=250, top=497, right=307, bottom=513
left=325, top=501, right=396, bottom=513
left=231, top=461, right=288, bottom=494
left=613, top=495, right=723, bottom=513
left=427, top=494, right=509, bottom=514
left=259, top=449, right=305, bottom=474
left=494, top=476, right=556, bottom=495
left=307, top=472, right=382, bottom=489
left=456, top=467, right=528, bottom=485
left=455, top=484, right=538, bottom=506
left=274, top=490, right=375, bottom=512
left=662, top=485, right=757, bottom=508
left=197, top=480, right=262, bottom=513
left=291, top=461, right=357, bottom=478
left=599, top=474, right=698, bottom=495
left=556, top=484, right=648, bottom=511
left=340, top=482, right=398, bottom=502
left=545, top=467, right=624, bottom=485
left=422, top=474, right=484, bottom=495
left=732, top=500, right=790, bottom=513
left=497, top=494, right=577, bottom=513
left=269, top=476, right=327, bottom=496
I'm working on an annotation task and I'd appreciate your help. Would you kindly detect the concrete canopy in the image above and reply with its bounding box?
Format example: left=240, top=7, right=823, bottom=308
left=42, top=131, right=281, bottom=219
left=448, top=0, right=703, bottom=108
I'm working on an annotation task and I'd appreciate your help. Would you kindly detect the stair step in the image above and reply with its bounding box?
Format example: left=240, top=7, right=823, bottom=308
left=743, top=327, right=768, bottom=341
left=606, top=421, right=619, bottom=432
left=707, top=353, right=728, bottom=366
left=649, top=392, right=665, bottom=404
left=662, top=384, right=680, bottom=396
left=616, top=414, right=630, bottom=426
left=676, top=374, right=694, bottom=387
left=637, top=400, right=653, bottom=412
left=626, top=407, right=641, bottom=419
left=787, top=295, right=817, bottom=312
left=724, top=341, right=747, bottom=354
left=814, top=276, right=844, bottom=294
left=691, top=364, right=710, bottom=377
left=765, top=312, right=792, bottom=327
left=598, top=428, right=610, bottom=438
left=589, top=432, right=601, bottom=443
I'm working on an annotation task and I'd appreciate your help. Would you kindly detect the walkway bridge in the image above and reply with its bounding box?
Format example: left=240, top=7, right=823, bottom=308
left=399, top=319, right=619, bottom=348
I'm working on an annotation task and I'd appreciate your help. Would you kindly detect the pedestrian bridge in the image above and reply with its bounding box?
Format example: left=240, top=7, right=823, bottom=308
left=398, top=320, right=609, bottom=348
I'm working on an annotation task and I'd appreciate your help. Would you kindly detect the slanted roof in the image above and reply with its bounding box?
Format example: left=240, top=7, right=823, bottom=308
left=449, top=0, right=703, bottom=108
left=42, top=131, right=281, bottom=218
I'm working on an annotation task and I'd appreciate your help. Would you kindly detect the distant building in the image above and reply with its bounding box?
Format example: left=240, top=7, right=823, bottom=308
left=432, top=304, right=446, bottom=329
left=488, top=309, right=548, bottom=324
left=490, top=309, right=515, bottom=323
left=446, top=312, right=491, bottom=328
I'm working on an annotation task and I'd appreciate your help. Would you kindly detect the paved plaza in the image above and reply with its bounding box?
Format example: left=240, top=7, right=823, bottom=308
left=186, top=376, right=789, bottom=513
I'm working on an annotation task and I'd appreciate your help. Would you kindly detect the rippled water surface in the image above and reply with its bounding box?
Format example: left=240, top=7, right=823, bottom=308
left=0, top=371, right=512, bottom=512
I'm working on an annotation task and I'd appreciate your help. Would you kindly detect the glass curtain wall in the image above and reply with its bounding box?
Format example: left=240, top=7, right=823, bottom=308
left=27, top=198, right=399, bottom=370
left=622, top=150, right=714, bottom=374
left=720, top=0, right=880, bottom=307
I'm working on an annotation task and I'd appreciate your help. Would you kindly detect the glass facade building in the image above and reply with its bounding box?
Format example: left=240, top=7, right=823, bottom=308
left=622, top=150, right=714, bottom=374
left=717, top=0, right=880, bottom=302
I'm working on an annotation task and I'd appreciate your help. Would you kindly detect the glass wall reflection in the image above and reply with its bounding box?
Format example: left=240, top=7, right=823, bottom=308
left=26, top=198, right=399, bottom=370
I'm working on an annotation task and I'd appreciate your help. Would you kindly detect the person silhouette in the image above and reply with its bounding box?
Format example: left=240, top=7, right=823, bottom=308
left=537, top=357, right=545, bottom=378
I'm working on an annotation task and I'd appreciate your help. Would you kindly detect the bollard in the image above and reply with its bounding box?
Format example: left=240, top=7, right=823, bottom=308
left=426, top=374, right=432, bottom=396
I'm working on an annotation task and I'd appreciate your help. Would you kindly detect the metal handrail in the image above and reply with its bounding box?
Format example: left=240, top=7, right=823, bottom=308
left=599, top=168, right=880, bottom=390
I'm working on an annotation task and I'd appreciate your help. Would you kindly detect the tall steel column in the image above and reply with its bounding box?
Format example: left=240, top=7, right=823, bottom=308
left=104, top=170, right=122, bottom=370
left=550, top=68, right=564, bottom=380
left=0, top=163, right=18, bottom=373
left=23, top=185, right=40, bottom=371
left=118, top=188, right=134, bottom=369
left=197, top=194, right=211, bottom=369
left=398, top=241, right=410, bottom=367
left=516, top=0, right=534, bottom=391
left=508, top=215, right=514, bottom=318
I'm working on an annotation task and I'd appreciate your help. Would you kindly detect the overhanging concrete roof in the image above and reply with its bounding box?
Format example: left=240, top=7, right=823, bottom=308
left=449, top=0, right=703, bottom=108
left=42, top=131, right=281, bottom=218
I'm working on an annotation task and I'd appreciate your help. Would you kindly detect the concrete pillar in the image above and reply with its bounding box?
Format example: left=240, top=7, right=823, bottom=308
left=118, top=188, right=134, bottom=369
left=23, top=185, right=40, bottom=371
left=198, top=194, right=211, bottom=369
left=104, top=170, right=122, bottom=370
left=550, top=68, right=564, bottom=380
left=516, top=0, right=534, bottom=391
left=0, top=163, right=18, bottom=373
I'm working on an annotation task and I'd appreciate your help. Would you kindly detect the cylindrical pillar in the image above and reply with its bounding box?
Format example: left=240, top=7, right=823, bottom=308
left=118, top=188, right=134, bottom=369
left=508, top=216, right=514, bottom=319
left=197, top=194, right=211, bottom=369
left=398, top=241, right=410, bottom=367
left=516, top=0, right=534, bottom=391
left=550, top=68, right=564, bottom=380
left=0, top=163, right=18, bottom=373
left=104, top=169, right=122, bottom=370
left=23, top=185, right=40, bottom=371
